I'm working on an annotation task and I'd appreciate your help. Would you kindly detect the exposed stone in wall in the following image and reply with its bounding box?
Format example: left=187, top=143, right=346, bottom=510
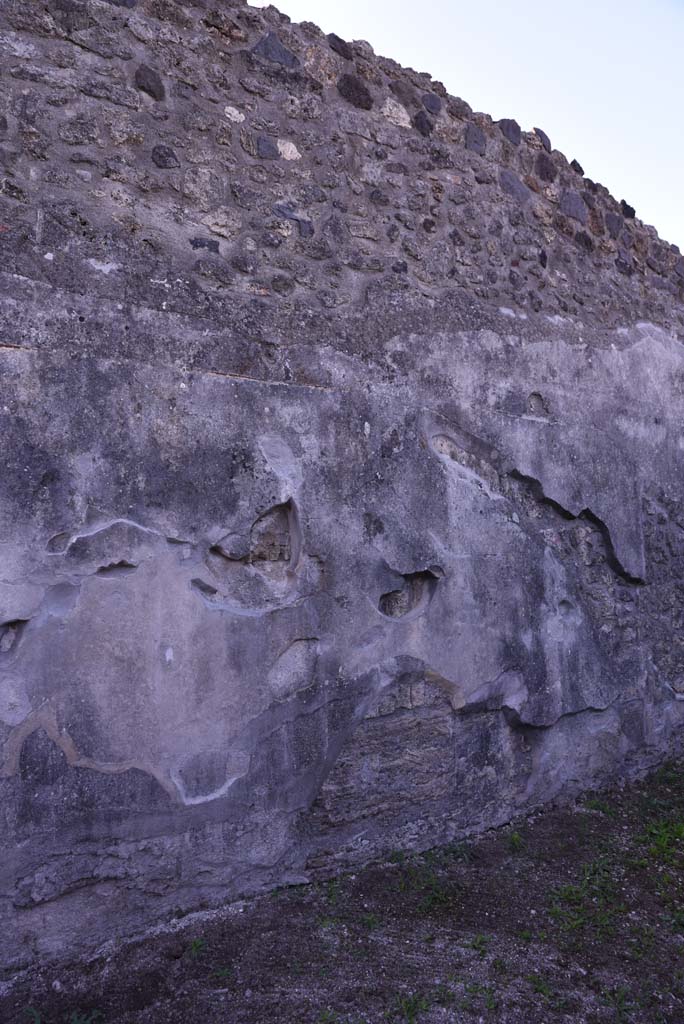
left=2, top=0, right=684, bottom=977
left=1, top=0, right=683, bottom=328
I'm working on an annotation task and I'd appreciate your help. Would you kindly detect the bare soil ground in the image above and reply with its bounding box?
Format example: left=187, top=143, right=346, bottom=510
left=4, top=761, right=684, bottom=1024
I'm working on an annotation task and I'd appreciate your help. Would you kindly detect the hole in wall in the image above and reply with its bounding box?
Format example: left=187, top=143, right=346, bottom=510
left=526, top=392, right=549, bottom=416
left=0, top=619, right=28, bottom=654
left=379, top=567, right=443, bottom=619
left=46, top=532, right=70, bottom=553
left=191, top=577, right=218, bottom=597
left=95, top=560, right=138, bottom=577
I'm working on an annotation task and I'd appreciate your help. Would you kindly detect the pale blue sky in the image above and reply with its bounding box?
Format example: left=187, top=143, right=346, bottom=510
left=253, top=0, right=684, bottom=249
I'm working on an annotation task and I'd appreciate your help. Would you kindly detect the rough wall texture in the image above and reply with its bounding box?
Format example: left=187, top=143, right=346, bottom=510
left=2, top=0, right=684, bottom=977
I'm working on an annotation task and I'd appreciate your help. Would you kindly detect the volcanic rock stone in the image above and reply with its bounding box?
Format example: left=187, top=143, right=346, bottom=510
left=337, top=73, right=374, bottom=110
left=253, top=31, right=299, bottom=68
left=328, top=32, right=353, bottom=61
left=412, top=110, right=433, bottom=136
left=535, top=151, right=557, bottom=183
left=498, top=117, right=521, bottom=145
left=560, top=188, right=589, bottom=224
left=465, top=122, right=487, bottom=155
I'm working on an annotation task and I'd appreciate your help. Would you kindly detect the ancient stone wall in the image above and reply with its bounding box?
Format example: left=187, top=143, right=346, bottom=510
left=2, top=0, right=684, bottom=976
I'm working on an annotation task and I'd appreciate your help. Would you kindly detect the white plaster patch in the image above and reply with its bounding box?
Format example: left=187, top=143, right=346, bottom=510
left=44, top=252, right=54, bottom=262
left=87, top=259, right=120, bottom=275
left=224, top=105, right=245, bottom=124
left=546, top=314, right=571, bottom=326
left=165, top=646, right=174, bottom=663
left=277, top=139, right=301, bottom=161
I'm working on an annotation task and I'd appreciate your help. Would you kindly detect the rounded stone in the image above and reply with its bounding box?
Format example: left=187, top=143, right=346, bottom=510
left=422, top=93, right=442, bottom=116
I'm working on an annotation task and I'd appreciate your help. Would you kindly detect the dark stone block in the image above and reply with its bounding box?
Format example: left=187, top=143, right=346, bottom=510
left=390, top=79, right=417, bottom=108
left=535, top=152, right=557, bottom=183
left=498, top=118, right=521, bottom=146
left=422, top=93, right=442, bottom=116
left=560, top=189, right=588, bottom=224
left=327, top=33, right=353, bottom=61
left=620, top=199, right=636, bottom=220
left=337, top=74, right=373, bottom=110
left=256, top=135, right=280, bottom=160
left=570, top=158, right=584, bottom=175
left=575, top=230, right=594, bottom=254
left=253, top=32, right=300, bottom=69
left=151, top=144, right=179, bottom=169
left=465, top=123, right=486, bottom=156
left=499, top=169, right=530, bottom=203
left=190, top=237, right=220, bottom=253
left=413, top=110, right=433, bottom=137
left=134, top=64, right=165, bottom=102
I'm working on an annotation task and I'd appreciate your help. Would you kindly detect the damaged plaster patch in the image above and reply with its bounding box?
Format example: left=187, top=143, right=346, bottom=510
left=258, top=436, right=303, bottom=493
left=267, top=638, right=318, bottom=699
left=0, top=674, right=31, bottom=727
left=378, top=568, right=442, bottom=620
left=0, top=704, right=177, bottom=799
left=87, top=259, right=121, bottom=275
